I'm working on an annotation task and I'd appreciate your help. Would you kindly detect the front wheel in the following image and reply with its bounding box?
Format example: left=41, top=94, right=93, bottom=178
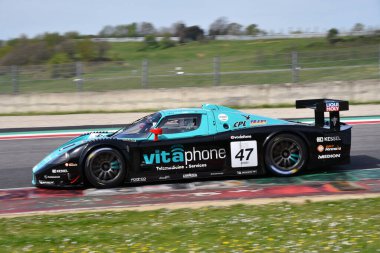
left=84, top=147, right=126, bottom=188
left=265, top=134, right=307, bottom=176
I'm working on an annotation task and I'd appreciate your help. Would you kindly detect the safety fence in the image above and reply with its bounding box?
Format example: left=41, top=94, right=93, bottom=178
left=0, top=45, right=379, bottom=94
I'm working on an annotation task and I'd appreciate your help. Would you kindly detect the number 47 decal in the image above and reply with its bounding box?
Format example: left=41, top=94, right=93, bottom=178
left=235, top=148, right=254, bottom=161
left=230, top=141, right=258, bottom=168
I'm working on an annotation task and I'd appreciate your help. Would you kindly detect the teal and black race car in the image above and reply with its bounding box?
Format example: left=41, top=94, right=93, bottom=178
left=32, top=99, right=351, bottom=188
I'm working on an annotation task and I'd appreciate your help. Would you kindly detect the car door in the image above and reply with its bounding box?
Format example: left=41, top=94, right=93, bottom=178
left=136, top=113, right=229, bottom=179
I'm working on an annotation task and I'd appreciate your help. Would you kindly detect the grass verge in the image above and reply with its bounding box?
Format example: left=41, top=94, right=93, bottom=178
left=0, top=197, right=379, bottom=252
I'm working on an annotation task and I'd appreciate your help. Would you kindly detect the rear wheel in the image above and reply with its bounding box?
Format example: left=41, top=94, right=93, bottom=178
left=265, top=134, right=307, bottom=176
left=85, top=147, right=126, bottom=188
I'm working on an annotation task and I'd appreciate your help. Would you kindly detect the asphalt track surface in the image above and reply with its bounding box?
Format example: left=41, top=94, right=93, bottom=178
left=0, top=124, right=379, bottom=189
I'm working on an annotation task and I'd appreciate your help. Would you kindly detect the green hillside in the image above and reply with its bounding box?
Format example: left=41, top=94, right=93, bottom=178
left=108, top=37, right=378, bottom=62
left=1, top=37, right=379, bottom=94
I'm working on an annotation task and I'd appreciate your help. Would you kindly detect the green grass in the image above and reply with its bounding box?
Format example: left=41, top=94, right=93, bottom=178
left=0, top=198, right=379, bottom=252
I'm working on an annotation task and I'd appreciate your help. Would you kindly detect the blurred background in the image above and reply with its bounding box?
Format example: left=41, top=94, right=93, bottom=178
left=0, top=0, right=379, bottom=114
left=1, top=2, right=380, bottom=252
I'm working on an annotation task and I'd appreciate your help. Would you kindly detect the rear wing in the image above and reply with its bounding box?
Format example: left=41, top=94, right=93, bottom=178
left=296, top=99, right=349, bottom=130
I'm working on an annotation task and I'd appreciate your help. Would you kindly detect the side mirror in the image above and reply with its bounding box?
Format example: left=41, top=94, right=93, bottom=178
left=150, top=128, right=163, bottom=141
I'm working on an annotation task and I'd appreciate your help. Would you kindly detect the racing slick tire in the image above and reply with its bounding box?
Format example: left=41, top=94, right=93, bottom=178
left=265, top=134, right=307, bottom=176
left=84, top=147, right=126, bottom=188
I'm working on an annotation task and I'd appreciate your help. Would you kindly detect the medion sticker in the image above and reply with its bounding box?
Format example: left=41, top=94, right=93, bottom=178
left=318, top=154, right=341, bottom=159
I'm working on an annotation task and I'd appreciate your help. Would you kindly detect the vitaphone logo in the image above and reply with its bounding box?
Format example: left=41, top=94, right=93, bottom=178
left=143, top=145, right=226, bottom=165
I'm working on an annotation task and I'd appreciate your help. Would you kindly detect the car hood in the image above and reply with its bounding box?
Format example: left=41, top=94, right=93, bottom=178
left=32, top=132, right=111, bottom=173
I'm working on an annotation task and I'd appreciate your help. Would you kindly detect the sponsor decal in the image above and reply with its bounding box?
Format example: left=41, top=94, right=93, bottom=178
left=230, top=141, right=258, bottom=168
left=52, top=169, right=68, bottom=174
left=157, top=165, right=185, bottom=171
left=318, top=154, right=341, bottom=159
left=237, top=170, right=257, bottom=175
left=187, top=163, right=207, bottom=168
left=158, top=175, right=170, bottom=180
left=326, top=102, right=339, bottom=112
left=65, top=162, right=78, bottom=167
left=124, top=138, right=137, bottom=142
left=234, top=121, right=247, bottom=127
left=325, top=145, right=342, bottom=152
left=38, top=180, right=55, bottom=185
left=250, top=120, right=267, bottom=126
left=243, top=115, right=251, bottom=120
left=316, top=136, right=341, bottom=143
left=218, top=114, right=229, bottom=122
left=130, top=177, right=147, bottom=182
left=231, top=135, right=252, bottom=140
left=183, top=173, right=197, bottom=179
left=143, top=145, right=226, bottom=166
left=44, top=175, right=61, bottom=179
left=317, top=145, right=324, bottom=152
left=210, top=172, right=224, bottom=176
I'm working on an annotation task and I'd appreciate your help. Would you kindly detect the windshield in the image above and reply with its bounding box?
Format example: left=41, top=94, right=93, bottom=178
left=113, top=112, right=162, bottom=139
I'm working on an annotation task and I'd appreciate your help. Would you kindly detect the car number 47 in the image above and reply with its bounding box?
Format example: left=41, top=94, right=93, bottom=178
left=230, top=141, right=258, bottom=168
left=235, top=148, right=254, bottom=161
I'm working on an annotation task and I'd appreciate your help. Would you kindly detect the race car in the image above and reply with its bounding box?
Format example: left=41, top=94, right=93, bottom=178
left=32, top=99, right=351, bottom=188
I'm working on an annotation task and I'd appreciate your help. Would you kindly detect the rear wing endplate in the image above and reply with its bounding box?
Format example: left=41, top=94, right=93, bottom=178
left=296, top=99, right=349, bottom=130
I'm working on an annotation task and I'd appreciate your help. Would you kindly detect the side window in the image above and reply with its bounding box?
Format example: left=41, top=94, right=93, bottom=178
left=158, top=115, right=202, bottom=134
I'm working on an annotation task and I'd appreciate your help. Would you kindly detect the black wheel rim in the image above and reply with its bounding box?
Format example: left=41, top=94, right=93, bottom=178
left=89, top=150, right=123, bottom=184
left=270, top=138, right=302, bottom=172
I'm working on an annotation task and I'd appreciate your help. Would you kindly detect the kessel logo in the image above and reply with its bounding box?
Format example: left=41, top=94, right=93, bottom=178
left=316, top=136, right=341, bottom=143
left=52, top=169, right=68, bottom=174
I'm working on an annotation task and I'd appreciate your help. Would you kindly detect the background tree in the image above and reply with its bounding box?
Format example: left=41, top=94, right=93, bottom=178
left=209, top=17, right=229, bottom=35
left=183, top=26, right=204, bottom=42
left=327, top=28, right=340, bottom=44
left=0, top=40, right=51, bottom=65
left=59, top=40, right=76, bottom=60
left=226, top=23, right=243, bottom=35
left=41, top=32, right=64, bottom=48
left=126, top=23, right=137, bottom=37
left=351, top=23, right=365, bottom=33
left=138, top=22, right=156, bottom=36
left=95, top=41, right=111, bottom=60
left=114, top=25, right=129, bottom=37
left=156, top=26, right=173, bottom=36
left=64, top=31, right=81, bottom=39
left=173, top=22, right=186, bottom=43
left=99, top=25, right=116, bottom=37
left=76, top=39, right=96, bottom=61
left=246, top=24, right=260, bottom=35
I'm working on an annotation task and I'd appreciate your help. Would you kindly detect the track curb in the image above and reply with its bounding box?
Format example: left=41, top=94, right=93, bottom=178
left=1, top=192, right=379, bottom=218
